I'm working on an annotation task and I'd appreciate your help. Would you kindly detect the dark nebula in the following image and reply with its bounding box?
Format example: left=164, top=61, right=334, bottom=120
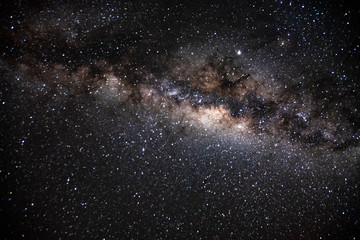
left=1, top=0, right=360, bottom=239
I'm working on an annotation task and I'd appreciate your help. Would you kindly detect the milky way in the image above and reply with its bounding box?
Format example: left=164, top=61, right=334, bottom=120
left=1, top=1, right=360, bottom=239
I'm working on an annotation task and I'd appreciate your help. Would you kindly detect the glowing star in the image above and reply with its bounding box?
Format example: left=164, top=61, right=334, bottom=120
left=236, top=50, right=242, bottom=55
left=236, top=123, right=244, bottom=129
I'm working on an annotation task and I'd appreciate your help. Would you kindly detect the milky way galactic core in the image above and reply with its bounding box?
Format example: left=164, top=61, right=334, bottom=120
left=1, top=0, right=360, bottom=239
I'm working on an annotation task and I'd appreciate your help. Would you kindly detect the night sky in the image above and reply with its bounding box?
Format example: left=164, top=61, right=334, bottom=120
left=1, top=0, right=360, bottom=239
